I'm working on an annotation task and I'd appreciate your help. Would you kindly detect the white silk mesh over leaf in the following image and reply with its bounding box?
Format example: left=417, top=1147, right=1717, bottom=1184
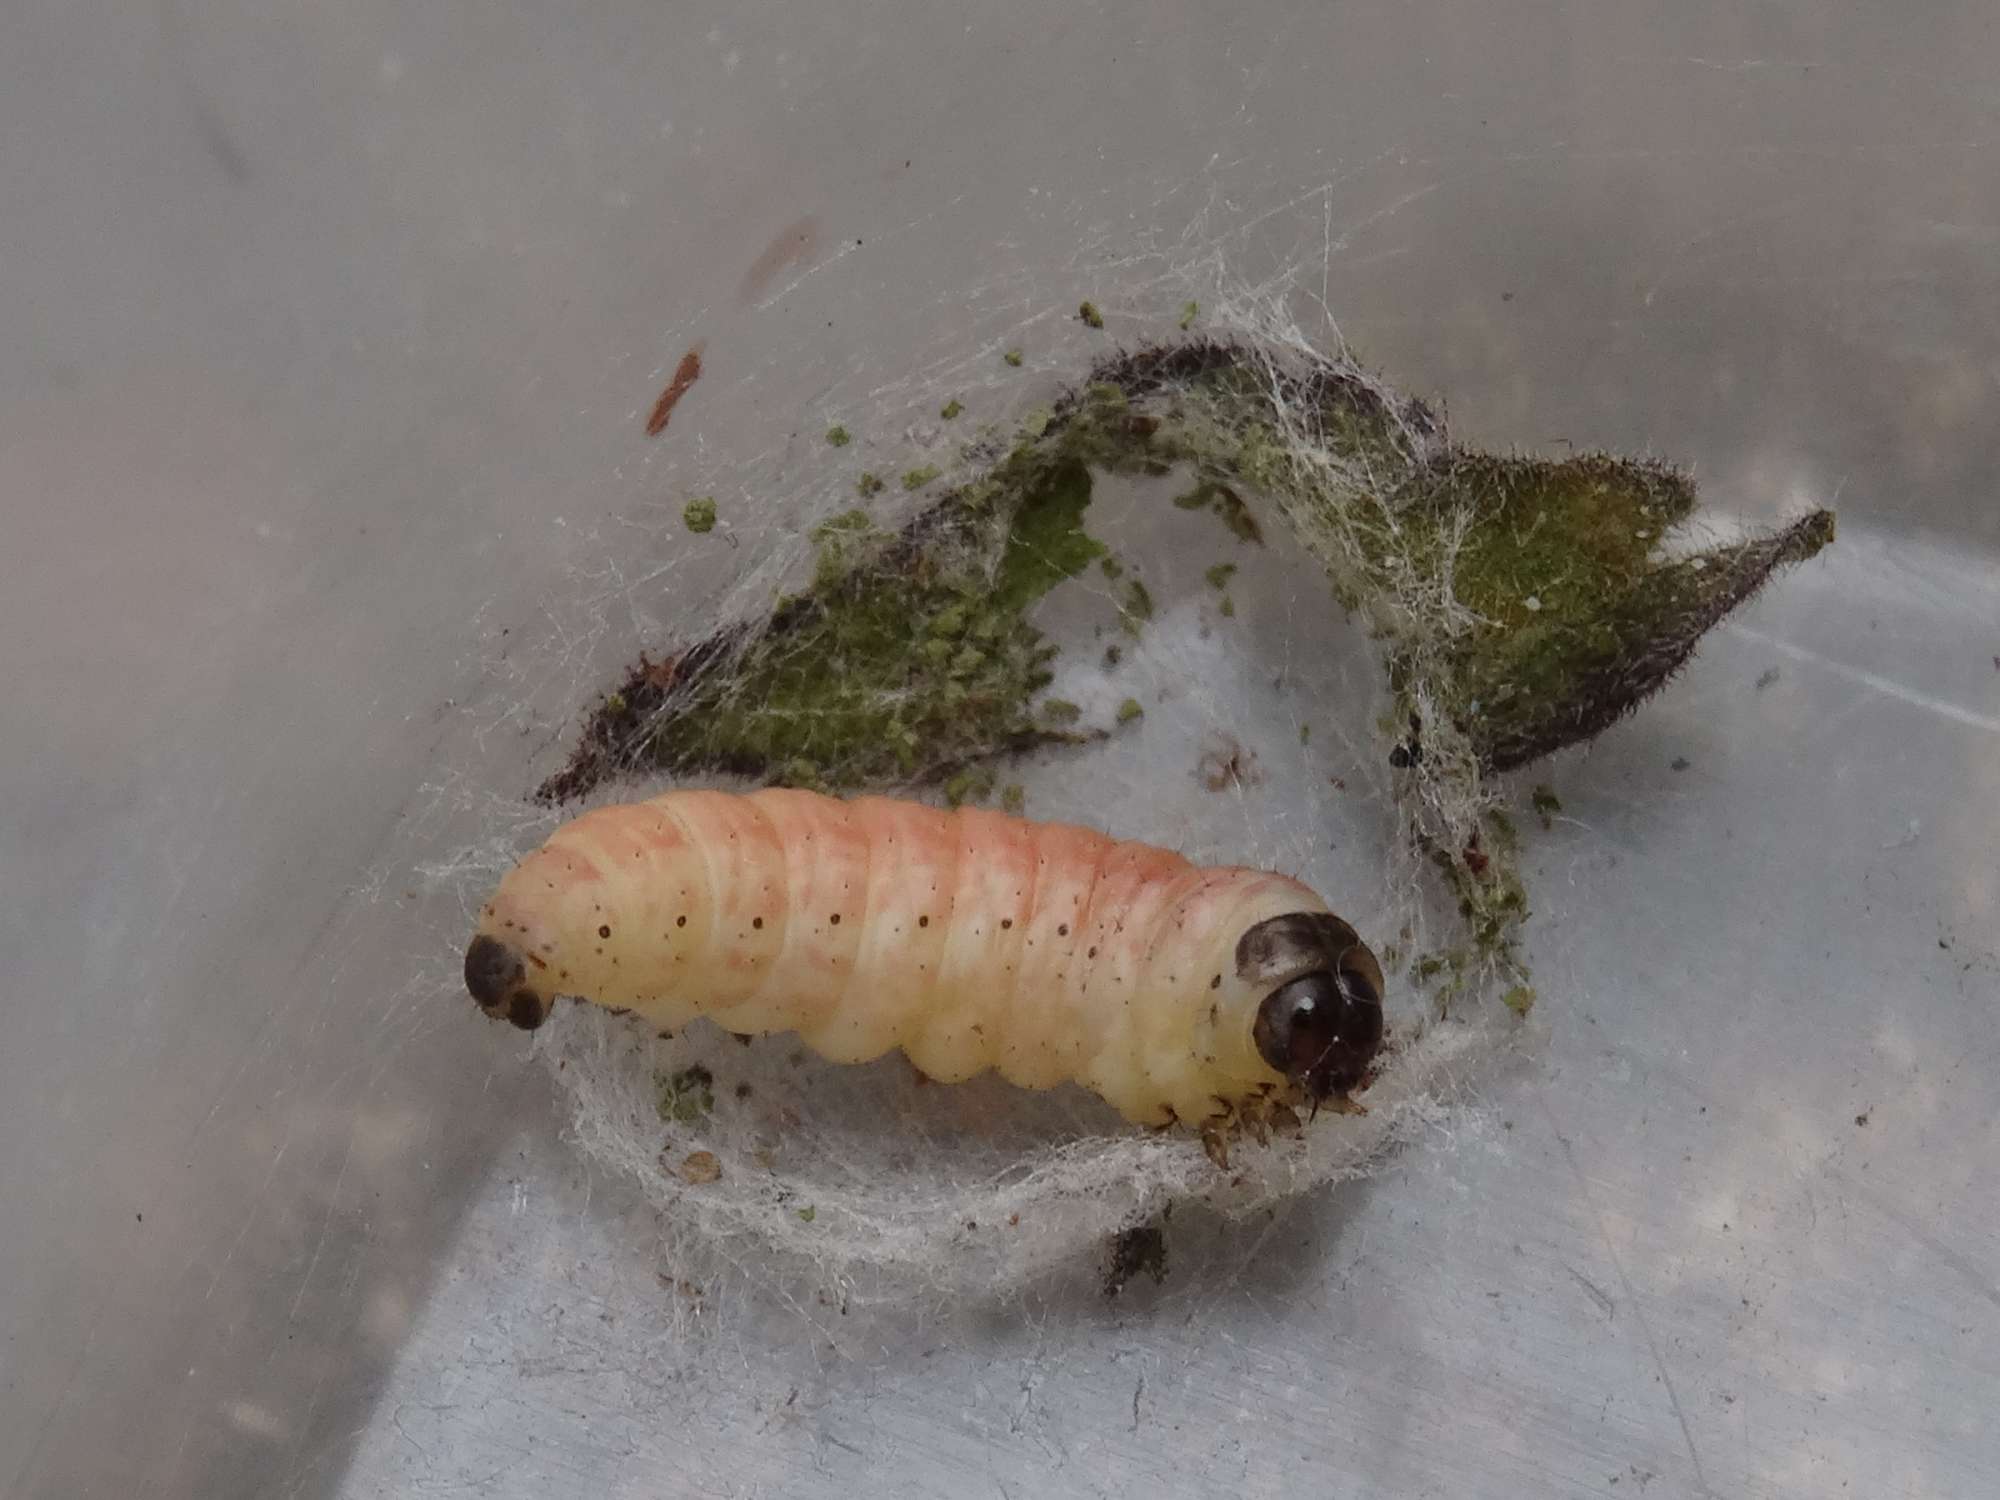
left=397, top=244, right=1530, bottom=1333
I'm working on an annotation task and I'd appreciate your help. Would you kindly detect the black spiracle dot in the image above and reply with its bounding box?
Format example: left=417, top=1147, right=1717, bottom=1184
left=1058, top=924, right=1069, bottom=937
left=752, top=916, right=764, bottom=930
left=598, top=924, right=611, bottom=939
left=1210, top=974, right=1222, bottom=989
left=677, top=915, right=687, bottom=928
left=919, top=915, right=929, bottom=928
left=1000, top=918, right=1013, bottom=930
left=1087, top=946, right=1098, bottom=958
left=829, top=913, right=840, bottom=926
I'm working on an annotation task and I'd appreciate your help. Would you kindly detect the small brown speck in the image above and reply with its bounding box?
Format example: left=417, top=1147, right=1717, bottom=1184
left=598, top=924, right=612, bottom=939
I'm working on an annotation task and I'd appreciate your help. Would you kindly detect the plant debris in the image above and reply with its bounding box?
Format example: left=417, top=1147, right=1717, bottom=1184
left=658, top=1064, right=716, bottom=1123
left=1104, top=1221, right=1167, bottom=1296
left=1530, top=785, right=1562, bottom=828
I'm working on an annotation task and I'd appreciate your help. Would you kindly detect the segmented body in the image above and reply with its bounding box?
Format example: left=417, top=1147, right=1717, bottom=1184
left=469, top=788, right=1351, bottom=1125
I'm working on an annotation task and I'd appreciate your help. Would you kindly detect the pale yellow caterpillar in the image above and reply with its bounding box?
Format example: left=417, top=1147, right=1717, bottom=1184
left=464, top=789, right=1383, bottom=1127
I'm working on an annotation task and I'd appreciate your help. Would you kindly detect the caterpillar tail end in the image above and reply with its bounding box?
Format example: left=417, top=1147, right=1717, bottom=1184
left=464, top=933, right=549, bottom=1031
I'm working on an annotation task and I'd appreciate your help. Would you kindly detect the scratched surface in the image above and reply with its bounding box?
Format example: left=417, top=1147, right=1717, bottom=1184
left=4, top=2, right=1999, bottom=1497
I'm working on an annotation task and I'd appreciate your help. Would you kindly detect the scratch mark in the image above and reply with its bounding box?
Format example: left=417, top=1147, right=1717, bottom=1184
left=1640, top=196, right=1807, bottom=306
left=1726, top=624, right=2000, bottom=738
left=1566, top=1263, right=1618, bottom=1319
left=755, top=195, right=971, bottom=310
left=1544, top=1107, right=1716, bottom=1498
left=286, top=1121, right=357, bottom=1323
left=1834, top=1171, right=2000, bottom=1313
left=1131, top=1374, right=1145, bottom=1431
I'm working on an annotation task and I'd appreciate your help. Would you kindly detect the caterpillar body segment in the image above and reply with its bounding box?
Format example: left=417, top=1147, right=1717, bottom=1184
left=465, top=789, right=1384, bottom=1126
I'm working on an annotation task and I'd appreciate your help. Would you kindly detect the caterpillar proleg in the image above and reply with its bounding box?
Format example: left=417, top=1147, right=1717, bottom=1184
left=465, top=789, right=1383, bottom=1127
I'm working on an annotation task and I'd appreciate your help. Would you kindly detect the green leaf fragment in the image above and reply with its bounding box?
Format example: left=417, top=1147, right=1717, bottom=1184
left=1530, top=785, right=1562, bottom=828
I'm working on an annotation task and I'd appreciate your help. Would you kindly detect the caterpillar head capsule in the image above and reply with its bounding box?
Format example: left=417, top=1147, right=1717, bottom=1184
left=464, top=933, right=550, bottom=1032
left=1240, top=913, right=1385, bottom=1101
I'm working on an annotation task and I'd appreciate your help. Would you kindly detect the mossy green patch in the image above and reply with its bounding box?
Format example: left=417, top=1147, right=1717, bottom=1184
left=902, top=465, right=942, bottom=491
left=1530, top=784, right=1562, bottom=828
left=1119, top=578, right=1154, bottom=634
left=940, top=398, right=963, bottom=421
left=991, top=459, right=1105, bottom=611
left=856, top=471, right=885, bottom=498
left=1078, top=300, right=1105, bottom=330
left=944, top=766, right=996, bottom=807
left=1173, top=480, right=1262, bottom=544
left=825, top=425, right=852, bottom=448
left=657, top=1065, right=715, bottom=1124
left=1116, top=697, right=1144, bottom=724
left=682, top=496, right=717, bottom=534
left=550, top=455, right=1113, bottom=799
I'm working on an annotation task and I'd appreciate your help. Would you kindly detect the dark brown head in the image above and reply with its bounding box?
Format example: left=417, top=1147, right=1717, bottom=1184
left=1239, top=912, right=1385, bottom=1100
left=464, top=933, right=549, bottom=1031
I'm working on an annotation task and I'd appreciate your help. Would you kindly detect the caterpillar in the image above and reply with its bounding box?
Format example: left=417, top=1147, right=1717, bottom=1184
left=463, top=789, right=1383, bottom=1127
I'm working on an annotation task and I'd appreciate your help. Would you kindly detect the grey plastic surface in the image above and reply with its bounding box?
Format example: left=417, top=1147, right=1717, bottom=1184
left=4, top=3, right=1997, bottom=1497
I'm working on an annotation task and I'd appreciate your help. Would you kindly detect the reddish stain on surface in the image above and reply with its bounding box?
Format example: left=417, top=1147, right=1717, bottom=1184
left=645, top=345, right=705, bottom=437
left=736, top=215, right=819, bottom=306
